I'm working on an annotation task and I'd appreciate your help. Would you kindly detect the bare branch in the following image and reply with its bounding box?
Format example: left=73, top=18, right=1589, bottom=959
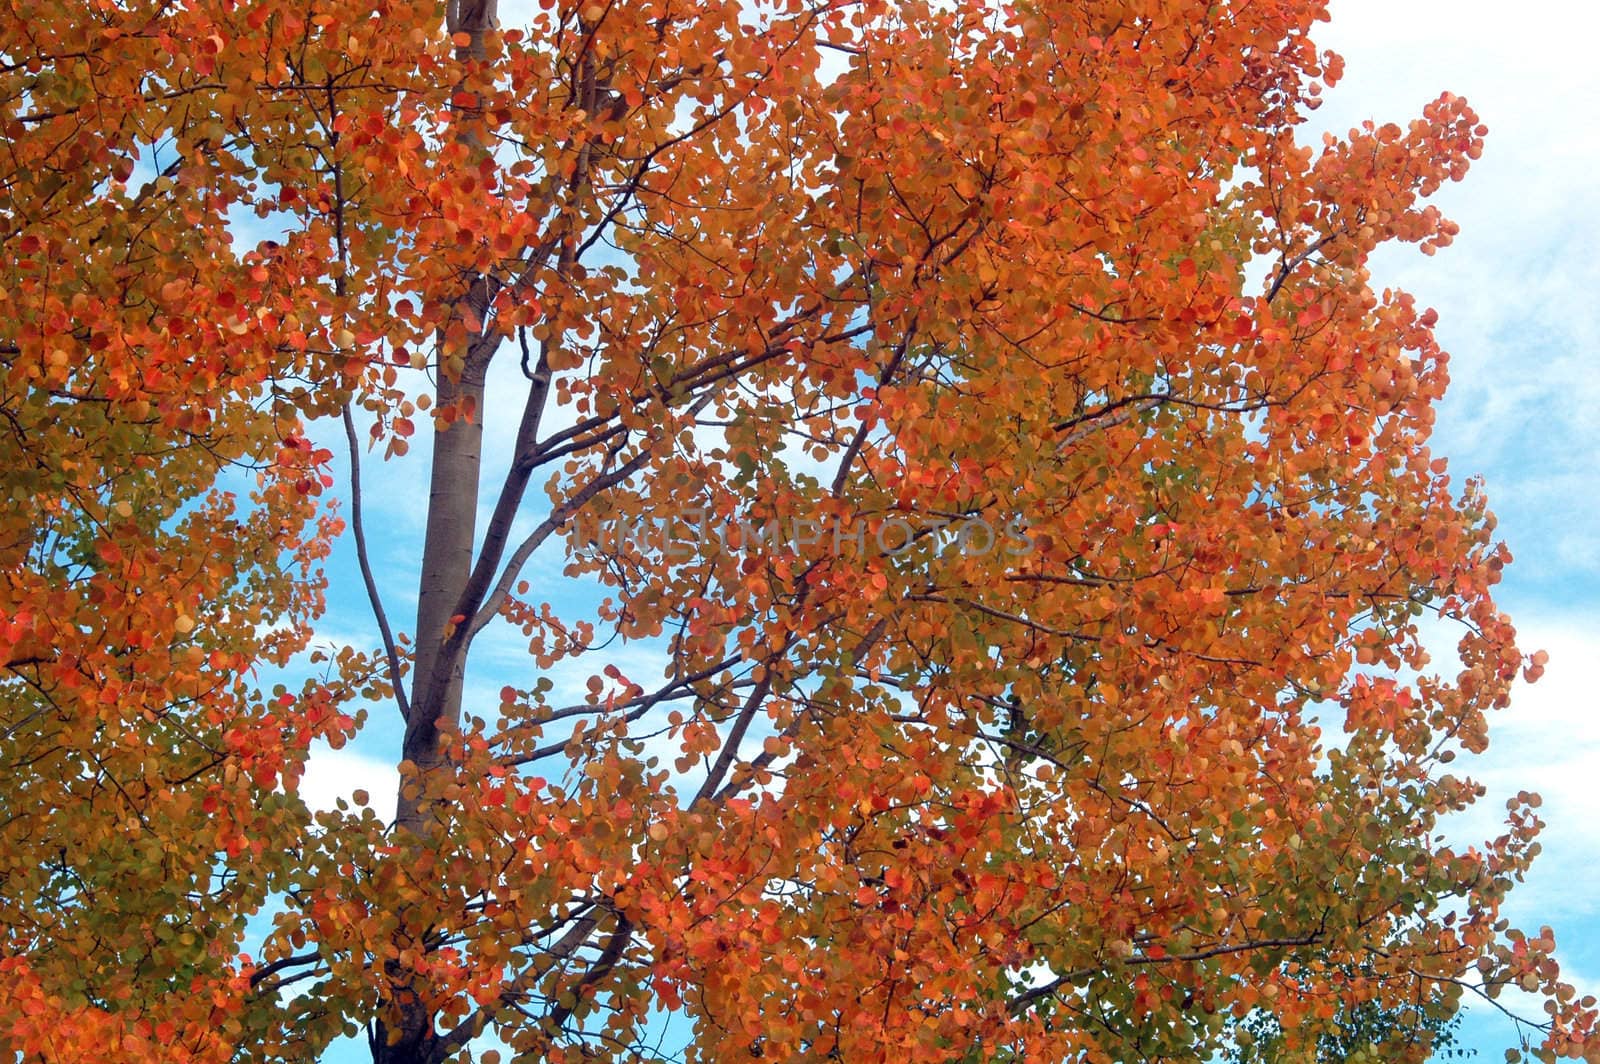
left=468, top=389, right=718, bottom=639
left=1264, top=230, right=1340, bottom=305
left=342, top=403, right=411, bottom=723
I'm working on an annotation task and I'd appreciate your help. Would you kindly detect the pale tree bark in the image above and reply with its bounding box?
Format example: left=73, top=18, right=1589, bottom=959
left=375, top=4, right=498, bottom=1060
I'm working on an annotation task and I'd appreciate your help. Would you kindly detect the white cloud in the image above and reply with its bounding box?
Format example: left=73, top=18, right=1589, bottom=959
left=297, top=745, right=401, bottom=823
left=1311, top=0, right=1600, bottom=588
left=1435, top=616, right=1600, bottom=923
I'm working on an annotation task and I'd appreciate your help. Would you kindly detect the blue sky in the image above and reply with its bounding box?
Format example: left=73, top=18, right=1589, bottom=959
left=282, top=1, right=1600, bottom=1058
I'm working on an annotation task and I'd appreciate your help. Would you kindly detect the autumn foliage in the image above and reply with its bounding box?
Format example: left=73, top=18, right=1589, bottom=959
left=1, top=0, right=1593, bottom=1061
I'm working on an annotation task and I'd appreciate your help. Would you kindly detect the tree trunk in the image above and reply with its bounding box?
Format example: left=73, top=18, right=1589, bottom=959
left=399, top=353, right=485, bottom=832
left=375, top=346, right=486, bottom=1063
left=378, top=7, right=504, bottom=1060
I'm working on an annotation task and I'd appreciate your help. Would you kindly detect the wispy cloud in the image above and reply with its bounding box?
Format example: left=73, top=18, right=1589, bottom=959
left=298, top=745, right=401, bottom=823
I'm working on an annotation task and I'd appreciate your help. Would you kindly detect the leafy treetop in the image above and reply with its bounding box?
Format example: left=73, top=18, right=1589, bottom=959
left=1, top=0, right=1591, bottom=1062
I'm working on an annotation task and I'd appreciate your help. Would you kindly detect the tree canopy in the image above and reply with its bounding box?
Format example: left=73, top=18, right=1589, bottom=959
left=2, top=0, right=1594, bottom=1061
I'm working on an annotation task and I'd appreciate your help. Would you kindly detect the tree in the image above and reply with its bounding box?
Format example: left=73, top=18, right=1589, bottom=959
left=1, top=0, right=1594, bottom=1061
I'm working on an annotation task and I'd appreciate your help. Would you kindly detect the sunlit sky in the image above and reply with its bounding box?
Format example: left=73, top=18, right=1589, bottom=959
left=290, top=2, right=1600, bottom=1058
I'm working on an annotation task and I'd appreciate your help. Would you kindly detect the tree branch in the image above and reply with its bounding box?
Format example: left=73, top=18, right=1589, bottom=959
left=342, top=403, right=411, bottom=723
left=1008, top=930, right=1326, bottom=1016
left=468, top=389, right=717, bottom=639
